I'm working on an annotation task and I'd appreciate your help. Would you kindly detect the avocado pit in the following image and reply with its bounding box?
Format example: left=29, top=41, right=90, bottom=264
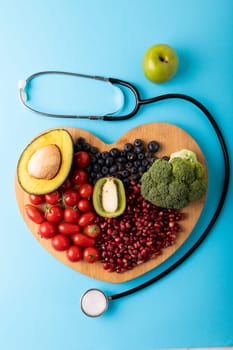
left=27, top=144, right=61, bottom=180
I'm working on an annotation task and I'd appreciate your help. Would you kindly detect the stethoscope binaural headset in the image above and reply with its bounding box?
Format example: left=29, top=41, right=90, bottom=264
left=19, top=71, right=230, bottom=317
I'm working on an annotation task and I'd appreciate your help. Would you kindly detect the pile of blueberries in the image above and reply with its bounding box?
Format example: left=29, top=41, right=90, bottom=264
left=74, top=137, right=169, bottom=187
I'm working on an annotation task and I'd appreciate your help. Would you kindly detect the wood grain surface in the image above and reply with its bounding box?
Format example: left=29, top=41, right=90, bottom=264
left=15, top=122, right=207, bottom=283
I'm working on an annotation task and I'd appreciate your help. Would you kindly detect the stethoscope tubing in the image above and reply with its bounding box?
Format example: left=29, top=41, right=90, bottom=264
left=18, top=71, right=230, bottom=300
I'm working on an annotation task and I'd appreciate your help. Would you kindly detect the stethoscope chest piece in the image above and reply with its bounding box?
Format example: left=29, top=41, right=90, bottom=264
left=81, top=289, right=109, bottom=317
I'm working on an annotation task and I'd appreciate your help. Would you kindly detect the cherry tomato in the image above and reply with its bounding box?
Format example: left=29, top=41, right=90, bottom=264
left=60, top=178, right=72, bottom=191
left=25, top=204, right=44, bottom=224
left=45, top=205, right=63, bottom=223
left=28, top=194, right=45, bottom=205
left=71, top=169, right=88, bottom=185
left=83, top=247, right=100, bottom=263
left=64, top=207, right=80, bottom=223
left=66, top=245, right=83, bottom=262
left=78, top=183, right=93, bottom=199
left=45, top=190, right=61, bottom=205
left=71, top=233, right=95, bottom=247
left=77, top=199, right=92, bottom=212
left=58, top=222, right=80, bottom=235
left=83, top=224, right=101, bottom=238
left=78, top=211, right=95, bottom=227
left=63, top=189, right=80, bottom=206
left=74, top=151, right=90, bottom=168
left=38, top=221, right=57, bottom=239
left=52, top=234, right=70, bottom=251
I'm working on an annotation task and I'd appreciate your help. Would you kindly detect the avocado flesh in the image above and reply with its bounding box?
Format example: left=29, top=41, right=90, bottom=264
left=17, top=129, right=73, bottom=195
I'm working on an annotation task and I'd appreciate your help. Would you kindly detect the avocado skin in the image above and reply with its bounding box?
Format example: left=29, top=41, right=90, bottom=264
left=17, top=129, right=73, bottom=195
left=93, top=177, right=126, bottom=218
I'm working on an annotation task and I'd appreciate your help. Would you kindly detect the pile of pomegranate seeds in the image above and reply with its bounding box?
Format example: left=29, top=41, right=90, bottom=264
left=95, top=182, right=185, bottom=273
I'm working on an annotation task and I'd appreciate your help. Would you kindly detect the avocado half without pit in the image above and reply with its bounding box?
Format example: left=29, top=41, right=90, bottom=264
left=93, top=177, right=126, bottom=218
left=17, top=129, right=74, bottom=195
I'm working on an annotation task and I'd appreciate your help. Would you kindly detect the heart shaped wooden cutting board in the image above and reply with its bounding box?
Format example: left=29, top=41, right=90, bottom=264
left=15, top=122, right=207, bottom=283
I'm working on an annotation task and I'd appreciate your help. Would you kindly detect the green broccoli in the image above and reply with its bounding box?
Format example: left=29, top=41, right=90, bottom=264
left=140, top=149, right=207, bottom=209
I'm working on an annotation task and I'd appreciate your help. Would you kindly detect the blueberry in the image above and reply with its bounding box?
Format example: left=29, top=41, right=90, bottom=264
left=105, top=157, right=114, bottom=166
left=137, top=153, right=145, bottom=160
left=138, top=166, right=146, bottom=173
left=126, top=152, right=136, bottom=161
left=77, top=137, right=85, bottom=145
left=145, top=151, right=153, bottom=158
left=98, top=158, right=105, bottom=166
left=101, top=166, right=109, bottom=175
left=74, top=144, right=83, bottom=152
left=126, top=161, right=133, bottom=168
left=142, top=159, right=148, bottom=166
left=135, top=146, right=144, bottom=153
left=134, top=160, right=141, bottom=168
left=90, top=155, right=97, bottom=163
left=82, top=142, right=90, bottom=151
left=101, top=151, right=109, bottom=159
left=124, top=143, right=133, bottom=152
left=162, top=156, right=170, bottom=161
left=93, top=163, right=101, bottom=172
left=117, top=157, right=127, bottom=163
left=118, top=164, right=125, bottom=171
left=90, top=146, right=98, bottom=154
left=148, top=140, right=160, bottom=152
left=131, top=166, right=138, bottom=174
left=132, top=173, right=140, bottom=181
left=134, top=139, right=143, bottom=147
left=110, top=148, right=120, bottom=158
left=123, top=178, right=130, bottom=187
left=109, top=165, right=118, bottom=174
left=121, top=170, right=129, bottom=177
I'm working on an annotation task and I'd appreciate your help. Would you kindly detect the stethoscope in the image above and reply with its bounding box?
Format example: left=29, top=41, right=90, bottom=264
left=19, top=71, right=230, bottom=317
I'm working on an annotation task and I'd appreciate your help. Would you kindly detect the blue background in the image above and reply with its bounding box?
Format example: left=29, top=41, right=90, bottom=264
left=0, top=1, right=232, bottom=349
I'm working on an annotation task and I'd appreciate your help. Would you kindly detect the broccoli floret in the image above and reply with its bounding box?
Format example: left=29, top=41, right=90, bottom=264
left=149, top=159, right=172, bottom=184
left=140, top=149, right=207, bottom=209
left=168, top=181, right=189, bottom=208
left=189, top=179, right=207, bottom=202
left=140, top=172, right=154, bottom=198
left=169, top=157, right=195, bottom=184
left=194, top=161, right=205, bottom=179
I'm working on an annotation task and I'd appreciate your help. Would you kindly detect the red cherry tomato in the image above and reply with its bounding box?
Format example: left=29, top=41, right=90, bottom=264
left=58, top=222, right=80, bottom=235
left=77, top=199, right=92, bottom=212
left=28, top=194, right=45, bottom=205
left=71, top=233, right=95, bottom=247
left=64, top=207, right=80, bottom=223
left=78, top=211, right=95, bottom=227
left=60, top=178, right=72, bottom=191
left=45, top=190, right=61, bottom=205
left=66, top=245, right=83, bottom=262
left=83, top=224, right=101, bottom=238
left=38, top=221, right=57, bottom=239
left=63, top=189, right=80, bottom=206
left=83, top=247, right=100, bottom=263
left=71, top=169, right=88, bottom=185
left=25, top=204, right=44, bottom=224
left=45, top=205, right=63, bottom=223
left=52, top=234, right=70, bottom=251
left=78, top=183, right=93, bottom=199
left=74, top=151, right=90, bottom=168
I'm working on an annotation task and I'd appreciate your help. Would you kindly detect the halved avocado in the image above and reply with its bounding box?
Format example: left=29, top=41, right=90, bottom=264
left=17, top=129, right=73, bottom=195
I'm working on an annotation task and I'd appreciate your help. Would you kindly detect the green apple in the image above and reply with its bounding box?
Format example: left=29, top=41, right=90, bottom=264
left=142, top=44, right=179, bottom=83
